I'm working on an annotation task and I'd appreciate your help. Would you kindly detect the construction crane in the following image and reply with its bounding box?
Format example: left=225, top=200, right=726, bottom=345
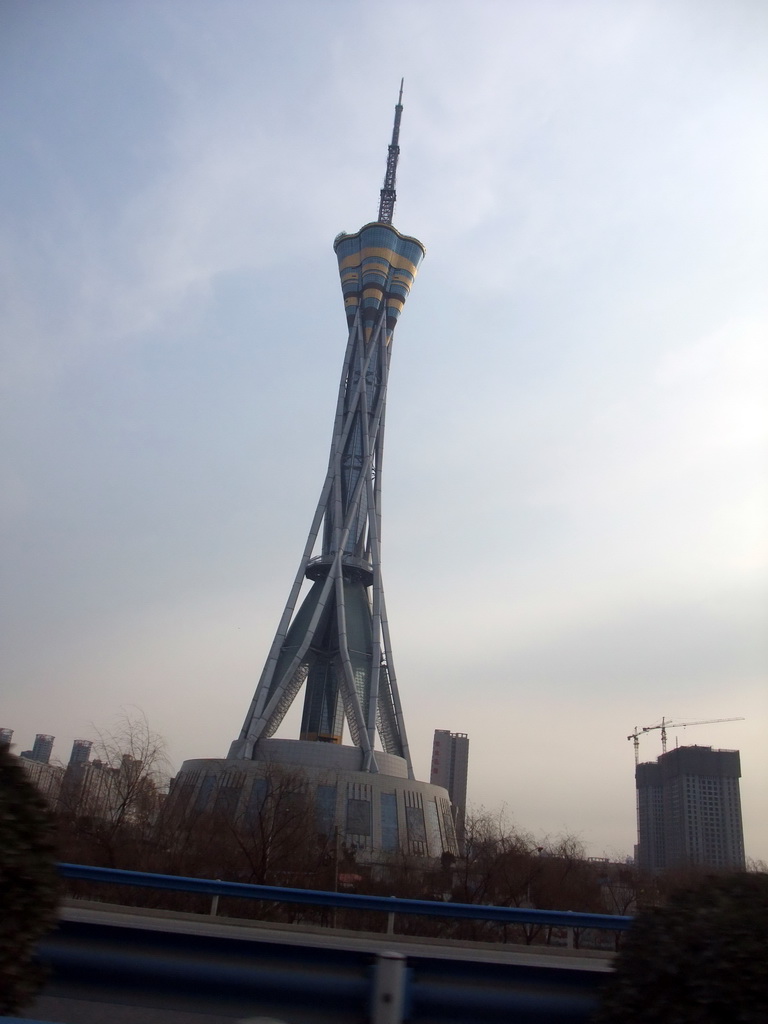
left=627, top=716, right=745, bottom=765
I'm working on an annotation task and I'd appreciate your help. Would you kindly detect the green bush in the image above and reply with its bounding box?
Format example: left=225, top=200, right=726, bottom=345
left=596, top=872, right=768, bottom=1023
left=0, top=744, right=59, bottom=1014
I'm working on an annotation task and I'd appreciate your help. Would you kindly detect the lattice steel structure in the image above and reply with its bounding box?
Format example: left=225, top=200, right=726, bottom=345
left=229, top=86, right=423, bottom=777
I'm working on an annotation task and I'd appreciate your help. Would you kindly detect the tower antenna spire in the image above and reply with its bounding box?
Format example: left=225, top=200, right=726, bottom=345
left=377, top=79, right=404, bottom=224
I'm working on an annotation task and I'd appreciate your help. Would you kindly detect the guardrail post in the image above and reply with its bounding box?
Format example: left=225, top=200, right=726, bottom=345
left=210, top=880, right=222, bottom=916
left=387, top=896, right=396, bottom=935
left=371, top=951, right=406, bottom=1024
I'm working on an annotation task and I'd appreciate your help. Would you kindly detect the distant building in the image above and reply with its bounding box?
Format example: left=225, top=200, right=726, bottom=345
left=19, top=756, right=65, bottom=803
left=12, top=730, right=156, bottom=823
left=0, top=727, right=13, bottom=746
left=59, top=755, right=150, bottom=822
left=58, top=739, right=94, bottom=813
left=430, top=730, right=469, bottom=845
left=69, top=760, right=123, bottom=820
left=21, top=733, right=55, bottom=765
left=68, top=739, right=93, bottom=766
left=636, top=745, right=745, bottom=874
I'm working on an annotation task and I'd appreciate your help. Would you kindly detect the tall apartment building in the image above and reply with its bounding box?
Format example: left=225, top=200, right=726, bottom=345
left=0, top=727, right=13, bottom=746
left=68, top=739, right=93, bottom=766
left=18, top=757, right=65, bottom=802
left=430, top=730, right=469, bottom=845
left=635, top=745, right=745, bottom=874
left=20, top=733, right=55, bottom=764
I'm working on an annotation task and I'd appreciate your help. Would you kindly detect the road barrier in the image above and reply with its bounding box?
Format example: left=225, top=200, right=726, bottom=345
left=41, top=863, right=630, bottom=1023
left=57, top=861, right=632, bottom=933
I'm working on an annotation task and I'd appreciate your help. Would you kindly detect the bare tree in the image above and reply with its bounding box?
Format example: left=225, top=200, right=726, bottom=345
left=161, top=763, right=325, bottom=912
left=226, top=764, right=318, bottom=887
left=452, top=807, right=542, bottom=943
left=57, top=707, right=172, bottom=868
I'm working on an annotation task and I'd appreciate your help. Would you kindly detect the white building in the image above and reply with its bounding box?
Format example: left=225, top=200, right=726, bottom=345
left=172, top=739, right=457, bottom=862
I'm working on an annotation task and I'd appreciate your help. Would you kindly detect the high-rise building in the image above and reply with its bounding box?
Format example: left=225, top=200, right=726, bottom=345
left=68, top=739, right=93, bottom=766
left=23, top=733, right=55, bottom=765
left=171, top=85, right=457, bottom=860
left=635, top=745, right=745, bottom=874
left=0, top=727, right=13, bottom=747
left=19, top=758, right=64, bottom=802
left=430, top=730, right=469, bottom=843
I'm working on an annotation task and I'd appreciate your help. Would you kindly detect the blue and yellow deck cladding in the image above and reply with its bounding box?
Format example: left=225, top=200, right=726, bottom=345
left=334, top=222, right=425, bottom=338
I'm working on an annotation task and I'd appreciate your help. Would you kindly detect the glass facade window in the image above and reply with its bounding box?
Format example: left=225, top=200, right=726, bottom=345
left=195, top=774, right=217, bottom=813
left=213, top=781, right=242, bottom=818
left=244, top=777, right=268, bottom=826
left=381, top=792, right=399, bottom=851
left=347, top=798, right=372, bottom=836
left=425, top=799, right=441, bottom=851
left=406, top=805, right=426, bottom=844
left=316, top=784, right=337, bottom=836
left=441, top=804, right=455, bottom=845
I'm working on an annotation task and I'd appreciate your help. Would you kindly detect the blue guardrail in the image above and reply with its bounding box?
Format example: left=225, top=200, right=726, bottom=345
left=57, top=861, right=633, bottom=931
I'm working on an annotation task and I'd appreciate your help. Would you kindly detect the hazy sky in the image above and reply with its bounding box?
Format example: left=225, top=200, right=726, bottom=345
left=2, top=0, right=767, bottom=862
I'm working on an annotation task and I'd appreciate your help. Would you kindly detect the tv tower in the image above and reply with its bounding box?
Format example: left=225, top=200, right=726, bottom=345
left=175, top=86, right=456, bottom=861
left=229, top=81, right=424, bottom=776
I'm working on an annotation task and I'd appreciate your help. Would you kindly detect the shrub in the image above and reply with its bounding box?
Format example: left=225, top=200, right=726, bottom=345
left=596, top=872, right=768, bottom=1023
left=0, top=744, right=59, bottom=1014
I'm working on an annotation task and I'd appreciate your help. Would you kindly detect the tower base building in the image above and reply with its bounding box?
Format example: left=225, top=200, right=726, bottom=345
left=172, top=742, right=456, bottom=861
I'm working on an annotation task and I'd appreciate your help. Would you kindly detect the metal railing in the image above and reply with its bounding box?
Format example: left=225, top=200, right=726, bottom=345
left=46, top=863, right=630, bottom=1023
left=57, top=861, right=633, bottom=933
